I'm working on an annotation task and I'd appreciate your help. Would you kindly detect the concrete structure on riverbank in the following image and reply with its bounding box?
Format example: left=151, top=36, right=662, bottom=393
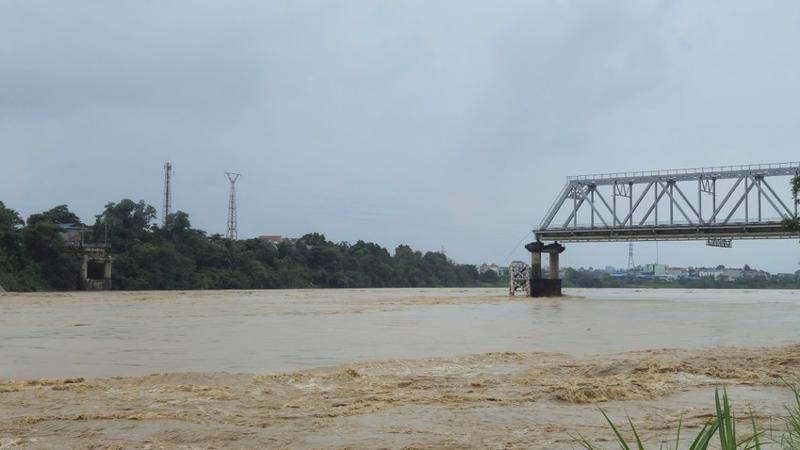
left=59, top=223, right=112, bottom=290
left=63, top=242, right=112, bottom=290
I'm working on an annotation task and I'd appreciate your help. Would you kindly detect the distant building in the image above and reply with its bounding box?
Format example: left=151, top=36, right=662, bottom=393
left=697, top=267, right=725, bottom=278
left=697, top=268, right=713, bottom=278
left=644, top=264, right=668, bottom=278
left=720, top=268, right=744, bottom=279
left=774, top=273, right=796, bottom=280
left=665, top=267, right=690, bottom=280
left=694, top=267, right=770, bottom=280
left=479, top=263, right=508, bottom=276
left=572, top=261, right=779, bottom=282
left=58, top=223, right=89, bottom=243
left=742, top=268, right=770, bottom=279
left=258, top=235, right=285, bottom=244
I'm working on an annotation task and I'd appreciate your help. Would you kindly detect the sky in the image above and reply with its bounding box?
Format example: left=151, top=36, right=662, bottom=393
left=1, top=1, right=800, bottom=273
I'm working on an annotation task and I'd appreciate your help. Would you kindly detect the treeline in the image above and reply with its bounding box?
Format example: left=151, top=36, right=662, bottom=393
left=0, top=199, right=484, bottom=291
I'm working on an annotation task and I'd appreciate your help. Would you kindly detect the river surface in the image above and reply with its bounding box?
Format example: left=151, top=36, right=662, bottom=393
left=1, top=288, right=799, bottom=379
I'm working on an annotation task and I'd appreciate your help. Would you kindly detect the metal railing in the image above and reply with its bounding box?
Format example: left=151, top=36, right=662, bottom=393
left=567, top=161, right=800, bottom=183
left=62, top=241, right=111, bottom=249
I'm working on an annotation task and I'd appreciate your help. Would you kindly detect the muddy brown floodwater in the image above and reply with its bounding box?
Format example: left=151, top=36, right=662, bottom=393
left=1, top=288, right=799, bottom=448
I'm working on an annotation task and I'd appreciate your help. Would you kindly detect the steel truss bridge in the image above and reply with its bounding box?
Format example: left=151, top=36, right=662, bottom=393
left=535, top=162, right=800, bottom=243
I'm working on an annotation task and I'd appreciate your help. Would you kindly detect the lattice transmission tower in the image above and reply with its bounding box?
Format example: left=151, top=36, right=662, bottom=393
left=627, top=242, right=635, bottom=271
left=162, top=162, right=173, bottom=226
left=225, top=172, right=241, bottom=240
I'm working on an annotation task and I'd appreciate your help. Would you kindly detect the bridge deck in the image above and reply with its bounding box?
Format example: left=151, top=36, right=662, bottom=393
left=535, top=221, right=799, bottom=242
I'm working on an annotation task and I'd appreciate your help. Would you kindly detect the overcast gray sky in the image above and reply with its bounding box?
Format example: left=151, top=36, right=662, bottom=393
left=2, top=1, right=800, bottom=272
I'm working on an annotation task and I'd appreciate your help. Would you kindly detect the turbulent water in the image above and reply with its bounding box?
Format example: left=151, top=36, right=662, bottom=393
left=1, top=288, right=799, bottom=448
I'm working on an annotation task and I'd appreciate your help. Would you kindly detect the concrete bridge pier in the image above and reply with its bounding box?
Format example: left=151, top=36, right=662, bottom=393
left=525, top=240, right=565, bottom=297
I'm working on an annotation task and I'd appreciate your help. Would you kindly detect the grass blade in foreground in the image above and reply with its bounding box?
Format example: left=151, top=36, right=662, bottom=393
left=783, top=383, right=800, bottom=449
left=574, top=387, right=776, bottom=450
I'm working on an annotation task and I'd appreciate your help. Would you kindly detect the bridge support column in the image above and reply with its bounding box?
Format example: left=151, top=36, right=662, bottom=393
left=526, top=241, right=543, bottom=281
left=81, top=255, right=89, bottom=281
left=103, top=257, right=113, bottom=290
left=531, top=251, right=541, bottom=280
left=549, top=252, right=560, bottom=280
left=525, top=241, right=564, bottom=297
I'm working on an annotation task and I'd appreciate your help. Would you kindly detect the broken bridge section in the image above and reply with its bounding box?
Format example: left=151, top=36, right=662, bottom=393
left=535, top=161, right=800, bottom=243
left=524, top=162, right=800, bottom=297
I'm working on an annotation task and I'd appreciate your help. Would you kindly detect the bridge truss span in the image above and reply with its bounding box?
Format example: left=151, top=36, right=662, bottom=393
left=535, top=161, right=800, bottom=243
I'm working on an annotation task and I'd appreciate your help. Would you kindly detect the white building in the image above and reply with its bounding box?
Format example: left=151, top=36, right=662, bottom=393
left=644, top=264, right=668, bottom=278
left=665, top=267, right=690, bottom=280
left=479, top=263, right=508, bottom=276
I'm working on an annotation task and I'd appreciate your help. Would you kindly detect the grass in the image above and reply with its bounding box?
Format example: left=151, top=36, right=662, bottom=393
left=782, top=384, right=800, bottom=449
left=574, top=384, right=800, bottom=450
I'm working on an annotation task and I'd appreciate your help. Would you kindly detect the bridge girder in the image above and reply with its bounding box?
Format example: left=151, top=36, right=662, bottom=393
left=535, top=162, right=800, bottom=243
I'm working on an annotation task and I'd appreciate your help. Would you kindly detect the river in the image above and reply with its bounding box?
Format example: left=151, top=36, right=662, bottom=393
left=1, top=288, right=799, bottom=379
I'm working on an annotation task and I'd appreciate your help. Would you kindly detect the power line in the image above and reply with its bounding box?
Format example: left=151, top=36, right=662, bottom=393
left=502, top=230, right=533, bottom=265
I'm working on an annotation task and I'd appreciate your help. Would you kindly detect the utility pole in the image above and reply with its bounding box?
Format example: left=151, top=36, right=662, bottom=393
left=225, top=172, right=241, bottom=240
left=162, top=162, right=173, bottom=227
left=656, top=241, right=659, bottom=265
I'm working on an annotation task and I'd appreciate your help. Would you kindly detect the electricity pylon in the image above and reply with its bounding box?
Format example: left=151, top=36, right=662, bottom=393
left=225, top=172, right=241, bottom=240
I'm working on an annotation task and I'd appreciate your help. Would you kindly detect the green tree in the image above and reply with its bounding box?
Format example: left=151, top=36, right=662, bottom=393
left=161, top=211, right=199, bottom=243
left=27, top=205, right=81, bottom=226
left=0, top=201, right=32, bottom=290
left=94, top=199, right=157, bottom=249
left=784, top=174, right=800, bottom=231
left=1, top=198, right=487, bottom=291
left=0, top=201, right=23, bottom=230
left=480, top=269, right=500, bottom=284
left=21, top=221, right=80, bottom=290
